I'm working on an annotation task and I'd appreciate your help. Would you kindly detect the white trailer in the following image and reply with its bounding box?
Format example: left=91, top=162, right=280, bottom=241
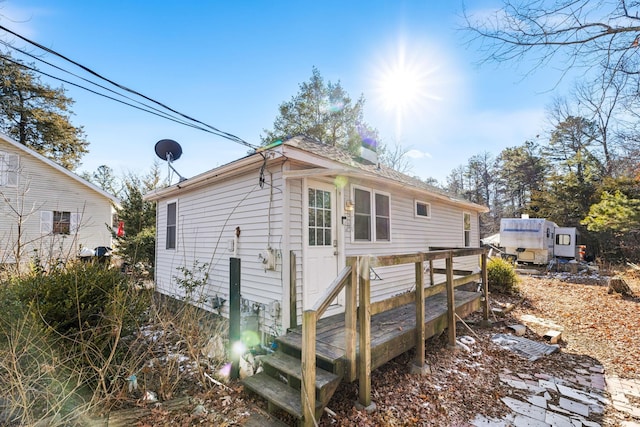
left=499, top=218, right=580, bottom=265
left=500, top=218, right=557, bottom=264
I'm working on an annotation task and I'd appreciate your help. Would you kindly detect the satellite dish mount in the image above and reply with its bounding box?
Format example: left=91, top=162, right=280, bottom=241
left=155, top=139, right=186, bottom=182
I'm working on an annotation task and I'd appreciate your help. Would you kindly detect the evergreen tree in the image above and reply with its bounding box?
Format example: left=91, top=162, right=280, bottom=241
left=495, top=141, right=547, bottom=218
left=0, top=54, right=88, bottom=170
left=262, top=67, right=380, bottom=157
left=113, top=164, right=164, bottom=271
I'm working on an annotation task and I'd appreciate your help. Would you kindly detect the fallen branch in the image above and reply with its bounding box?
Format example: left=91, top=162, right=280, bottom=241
left=204, top=372, right=231, bottom=390
left=626, top=262, right=640, bottom=271
left=455, top=313, right=481, bottom=341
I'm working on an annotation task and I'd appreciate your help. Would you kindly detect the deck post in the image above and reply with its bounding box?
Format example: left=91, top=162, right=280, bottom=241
left=357, top=256, right=374, bottom=410
left=410, top=259, right=429, bottom=374
left=302, top=310, right=317, bottom=427
left=345, top=258, right=357, bottom=382
left=446, top=253, right=457, bottom=347
left=429, top=259, right=434, bottom=287
left=481, top=252, right=490, bottom=323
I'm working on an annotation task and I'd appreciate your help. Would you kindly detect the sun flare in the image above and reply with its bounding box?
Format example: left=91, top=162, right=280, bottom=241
left=372, top=39, right=446, bottom=141
left=379, top=62, right=425, bottom=113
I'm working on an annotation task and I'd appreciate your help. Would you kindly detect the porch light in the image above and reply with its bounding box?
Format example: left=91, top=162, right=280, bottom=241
left=345, top=199, right=354, bottom=213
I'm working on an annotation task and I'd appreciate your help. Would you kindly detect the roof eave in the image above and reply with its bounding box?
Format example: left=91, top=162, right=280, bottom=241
left=0, top=133, right=120, bottom=205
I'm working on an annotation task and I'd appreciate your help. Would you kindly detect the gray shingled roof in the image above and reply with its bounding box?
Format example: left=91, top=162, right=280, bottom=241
left=283, top=135, right=478, bottom=207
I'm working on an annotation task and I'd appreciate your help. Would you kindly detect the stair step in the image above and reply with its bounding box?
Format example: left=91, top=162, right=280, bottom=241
left=275, top=333, right=345, bottom=375
left=263, top=351, right=342, bottom=405
left=242, top=372, right=322, bottom=420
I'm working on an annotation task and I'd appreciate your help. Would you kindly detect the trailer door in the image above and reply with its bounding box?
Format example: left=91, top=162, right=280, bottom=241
left=554, top=227, right=577, bottom=258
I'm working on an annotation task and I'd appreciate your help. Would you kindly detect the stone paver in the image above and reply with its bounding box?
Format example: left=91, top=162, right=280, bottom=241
left=558, top=397, right=590, bottom=417
left=606, top=375, right=640, bottom=420
left=544, top=410, right=573, bottom=427
left=488, top=339, right=640, bottom=426
left=502, top=397, right=547, bottom=421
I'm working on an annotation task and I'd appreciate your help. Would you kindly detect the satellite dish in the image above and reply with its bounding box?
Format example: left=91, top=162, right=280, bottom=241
left=155, top=139, right=183, bottom=162
left=154, top=139, right=187, bottom=182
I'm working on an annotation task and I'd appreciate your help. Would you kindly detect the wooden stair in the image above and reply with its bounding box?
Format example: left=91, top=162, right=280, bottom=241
left=242, top=338, right=343, bottom=423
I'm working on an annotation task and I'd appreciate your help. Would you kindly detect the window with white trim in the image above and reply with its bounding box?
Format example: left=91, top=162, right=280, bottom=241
left=0, top=151, right=19, bottom=187
left=40, top=211, right=80, bottom=235
left=556, top=234, right=571, bottom=246
left=415, top=200, right=431, bottom=219
left=463, top=212, right=471, bottom=247
left=166, top=202, right=177, bottom=250
left=353, top=187, right=390, bottom=242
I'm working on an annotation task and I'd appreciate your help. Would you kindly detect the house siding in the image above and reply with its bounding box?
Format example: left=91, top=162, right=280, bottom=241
left=0, top=138, right=115, bottom=267
left=344, top=179, right=481, bottom=303
left=154, top=167, right=288, bottom=337
left=148, top=141, right=486, bottom=333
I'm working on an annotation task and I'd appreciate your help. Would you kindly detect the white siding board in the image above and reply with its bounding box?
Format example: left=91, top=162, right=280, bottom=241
left=343, top=178, right=483, bottom=303
left=152, top=157, right=484, bottom=329
left=154, top=168, right=287, bottom=329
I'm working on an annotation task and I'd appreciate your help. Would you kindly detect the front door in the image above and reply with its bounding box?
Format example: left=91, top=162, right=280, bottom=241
left=304, top=181, right=340, bottom=311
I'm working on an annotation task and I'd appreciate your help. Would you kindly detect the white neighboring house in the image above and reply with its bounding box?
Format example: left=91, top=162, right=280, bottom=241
left=0, top=133, right=119, bottom=269
left=144, top=136, right=488, bottom=336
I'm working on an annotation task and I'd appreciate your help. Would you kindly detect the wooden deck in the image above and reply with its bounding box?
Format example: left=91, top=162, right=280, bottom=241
left=242, top=249, right=490, bottom=426
left=277, top=289, right=482, bottom=377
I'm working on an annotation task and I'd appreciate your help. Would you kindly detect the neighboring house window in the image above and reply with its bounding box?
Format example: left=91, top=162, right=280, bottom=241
left=0, top=151, right=19, bottom=187
left=40, top=211, right=80, bottom=235
left=556, top=234, right=571, bottom=246
left=415, top=200, right=430, bottom=219
left=463, top=212, right=471, bottom=247
left=166, top=202, right=177, bottom=250
left=353, top=187, right=390, bottom=242
left=308, top=188, right=332, bottom=246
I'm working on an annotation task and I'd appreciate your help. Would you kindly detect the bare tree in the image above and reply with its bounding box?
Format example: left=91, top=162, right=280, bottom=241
left=463, top=1, right=640, bottom=82
left=378, top=143, right=413, bottom=174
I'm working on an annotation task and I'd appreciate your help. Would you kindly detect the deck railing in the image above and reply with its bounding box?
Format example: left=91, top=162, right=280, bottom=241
left=301, top=248, right=489, bottom=426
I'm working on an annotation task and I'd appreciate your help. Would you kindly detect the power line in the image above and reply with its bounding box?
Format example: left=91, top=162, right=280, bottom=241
left=0, top=52, right=218, bottom=135
left=0, top=24, right=259, bottom=150
left=1, top=40, right=191, bottom=124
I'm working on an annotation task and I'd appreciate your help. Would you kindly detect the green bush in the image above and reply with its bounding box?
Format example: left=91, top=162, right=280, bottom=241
left=487, top=257, right=520, bottom=295
left=8, top=263, right=151, bottom=392
left=0, top=264, right=151, bottom=422
left=13, top=263, right=149, bottom=337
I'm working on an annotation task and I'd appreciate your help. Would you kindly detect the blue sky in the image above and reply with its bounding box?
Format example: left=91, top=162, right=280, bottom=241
left=1, top=1, right=574, bottom=184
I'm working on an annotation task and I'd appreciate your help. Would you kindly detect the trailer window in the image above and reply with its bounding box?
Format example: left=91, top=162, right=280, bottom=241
left=556, top=234, right=571, bottom=246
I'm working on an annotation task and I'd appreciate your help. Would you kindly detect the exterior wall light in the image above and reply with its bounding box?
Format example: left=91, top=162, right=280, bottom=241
left=345, top=199, right=354, bottom=213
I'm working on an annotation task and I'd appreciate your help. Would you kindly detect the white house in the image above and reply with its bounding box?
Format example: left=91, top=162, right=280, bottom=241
left=144, top=136, right=488, bottom=337
left=0, top=133, right=119, bottom=270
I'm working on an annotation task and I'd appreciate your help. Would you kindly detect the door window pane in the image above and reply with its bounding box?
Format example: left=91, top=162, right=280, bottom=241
left=308, top=188, right=332, bottom=246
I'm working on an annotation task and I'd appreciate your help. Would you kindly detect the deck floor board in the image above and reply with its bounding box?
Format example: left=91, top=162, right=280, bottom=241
left=281, top=289, right=482, bottom=372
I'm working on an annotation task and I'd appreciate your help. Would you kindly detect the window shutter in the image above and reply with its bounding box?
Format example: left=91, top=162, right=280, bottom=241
left=0, top=152, right=5, bottom=186
left=70, top=213, right=81, bottom=234
left=5, top=154, right=18, bottom=187
left=40, top=211, right=53, bottom=234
